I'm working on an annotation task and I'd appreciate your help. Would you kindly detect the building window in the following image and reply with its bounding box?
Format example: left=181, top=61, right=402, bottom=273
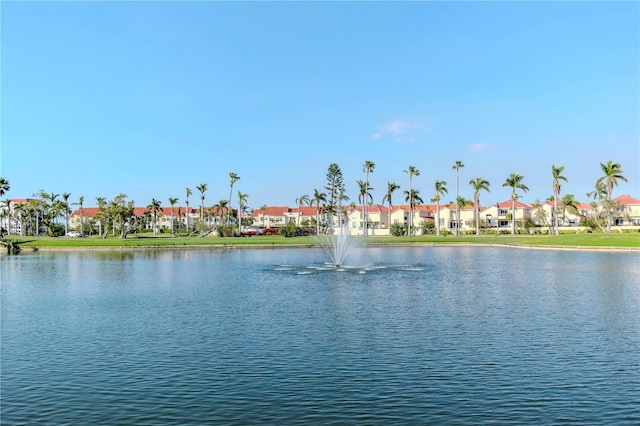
left=498, top=209, right=508, bottom=216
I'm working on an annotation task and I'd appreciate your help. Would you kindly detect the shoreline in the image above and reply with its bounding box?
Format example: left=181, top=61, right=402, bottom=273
left=25, top=242, right=640, bottom=253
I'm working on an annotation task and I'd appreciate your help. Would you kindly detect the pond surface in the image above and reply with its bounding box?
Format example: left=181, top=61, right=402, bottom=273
left=2, top=246, right=639, bottom=424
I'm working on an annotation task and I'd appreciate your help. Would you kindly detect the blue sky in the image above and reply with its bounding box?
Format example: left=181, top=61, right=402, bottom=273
left=1, top=1, right=638, bottom=210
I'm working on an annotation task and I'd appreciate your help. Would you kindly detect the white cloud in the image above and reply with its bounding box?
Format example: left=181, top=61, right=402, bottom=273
left=371, top=119, right=423, bottom=143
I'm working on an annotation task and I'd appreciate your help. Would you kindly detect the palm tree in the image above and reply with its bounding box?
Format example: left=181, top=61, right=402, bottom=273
left=146, top=198, right=163, bottom=235
left=596, top=161, right=627, bottom=233
left=311, top=189, right=327, bottom=234
left=168, top=197, right=179, bottom=235
left=551, top=165, right=568, bottom=235
left=295, top=194, right=310, bottom=226
left=469, top=177, right=490, bottom=236
left=237, top=191, right=249, bottom=232
left=60, top=192, right=72, bottom=235
left=362, top=161, right=375, bottom=236
left=213, top=199, right=229, bottom=227
left=382, top=181, right=400, bottom=234
left=502, top=173, right=529, bottom=235
left=433, top=180, right=448, bottom=236
left=404, top=188, right=424, bottom=231
left=260, top=204, right=267, bottom=228
left=196, top=183, right=208, bottom=235
left=357, top=179, right=373, bottom=235
left=452, top=160, right=465, bottom=236
left=0, top=177, right=9, bottom=197
left=404, top=165, right=420, bottom=235
left=78, top=195, right=85, bottom=235
left=228, top=172, right=240, bottom=225
left=185, top=187, right=192, bottom=234
left=560, top=194, right=580, bottom=225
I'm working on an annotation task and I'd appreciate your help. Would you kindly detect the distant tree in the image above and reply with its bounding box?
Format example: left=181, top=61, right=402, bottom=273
left=295, top=194, right=310, bottom=226
left=168, top=197, right=179, bottom=235
left=452, top=160, right=464, bottom=236
left=196, top=183, right=208, bottom=234
left=146, top=198, right=163, bottom=235
left=311, top=189, right=327, bottom=234
left=357, top=179, right=373, bottom=234
left=325, top=164, right=345, bottom=228
left=382, top=181, right=400, bottom=235
left=404, top=165, right=420, bottom=235
left=0, top=177, right=10, bottom=197
left=362, top=160, right=375, bottom=236
left=404, top=188, right=423, bottom=234
left=185, top=187, right=192, bottom=233
left=433, top=180, right=448, bottom=236
left=469, top=177, right=490, bottom=236
left=228, top=172, right=240, bottom=225
left=237, top=191, right=249, bottom=233
left=551, top=165, right=568, bottom=235
left=503, top=173, right=529, bottom=235
left=596, top=161, right=627, bottom=233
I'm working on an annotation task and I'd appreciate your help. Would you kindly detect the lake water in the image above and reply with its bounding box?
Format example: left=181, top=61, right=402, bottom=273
left=2, top=246, right=639, bottom=424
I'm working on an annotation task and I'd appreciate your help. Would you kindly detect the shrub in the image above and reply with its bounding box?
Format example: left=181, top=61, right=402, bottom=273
left=390, top=223, right=407, bottom=237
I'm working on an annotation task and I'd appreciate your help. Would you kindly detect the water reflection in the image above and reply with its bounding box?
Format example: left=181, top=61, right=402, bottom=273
left=1, top=247, right=639, bottom=424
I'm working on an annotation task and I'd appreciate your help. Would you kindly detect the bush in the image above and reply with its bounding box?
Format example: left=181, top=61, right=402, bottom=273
left=390, top=223, right=406, bottom=237
left=263, top=228, right=280, bottom=236
left=217, top=225, right=240, bottom=237
left=422, top=221, right=436, bottom=234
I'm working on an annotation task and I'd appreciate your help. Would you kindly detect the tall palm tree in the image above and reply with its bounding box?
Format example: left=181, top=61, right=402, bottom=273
left=502, top=173, right=529, bottom=235
left=362, top=160, right=375, bottom=236
left=404, top=165, right=420, bottom=235
left=551, top=165, right=568, bottom=236
left=311, top=189, right=327, bottom=234
left=185, top=187, right=192, bottom=234
left=596, top=161, right=627, bottom=233
left=146, top=198, right=163, bottom=235
left=382, top=181, right=400, bottom=234
left=196, top=183, right=208, bottom=235
left=168, top=197, right=179, bottom=235
left=357, top=179, right=373, bottom=235
left=404, top=188, right=424, bottom=231
left=433, top=180, right=448, bottom=236
left=60, top=192, right=72, bottom=235
left=228, top=172, right=240, bottom=225
left=295, top=194, right=310, bottom=226
left=0, top=177, right=10, bottom=197
left=452, top=160, right=465, bottom=236
left=237, top=191, right=249, bottom=232
left=213, top=199, right=229, bottom=226
left=469, top=177, right=490, bottom=236
left=78, top=195, right=85, bottom=235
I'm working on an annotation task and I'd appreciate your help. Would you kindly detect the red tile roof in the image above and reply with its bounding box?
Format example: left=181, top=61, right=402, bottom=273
left=613, top=194, right=640, bottom=205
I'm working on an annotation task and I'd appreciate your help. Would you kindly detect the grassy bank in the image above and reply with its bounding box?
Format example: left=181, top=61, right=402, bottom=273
left=6, top=232, right=639, bottom=249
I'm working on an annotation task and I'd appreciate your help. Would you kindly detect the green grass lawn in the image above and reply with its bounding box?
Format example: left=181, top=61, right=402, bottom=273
left=7, top=232, right=639, bottom=249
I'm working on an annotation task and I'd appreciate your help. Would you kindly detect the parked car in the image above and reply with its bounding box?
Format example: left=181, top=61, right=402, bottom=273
left=66, top=231, right=84, bottom=238
left=242, top=226, right=264, bottom=236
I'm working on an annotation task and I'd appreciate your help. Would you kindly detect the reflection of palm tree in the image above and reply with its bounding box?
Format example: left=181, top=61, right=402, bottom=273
left=502, top=173, right=528, bottom=235
left=469, top=177, right=490, bottom=236
left=382, top=182, right=400, bottom=234
left=551, top=165, right=567, bottom=235
left=168, top=197, right=179, bottom=235
left=404, top=165, right=420, bottom=235
left=452, top=161, right=464, bottom=236
left=596, top=161, right=627, bottom=232
left=228, top=172, right=240, bottom=225
left=433, top=180, right=447, bottom=236
left=362, top=161, right=375, bottom=237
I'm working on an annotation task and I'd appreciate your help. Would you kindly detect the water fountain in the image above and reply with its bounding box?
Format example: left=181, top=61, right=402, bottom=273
left=315, top=201, right=355, bottom=267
